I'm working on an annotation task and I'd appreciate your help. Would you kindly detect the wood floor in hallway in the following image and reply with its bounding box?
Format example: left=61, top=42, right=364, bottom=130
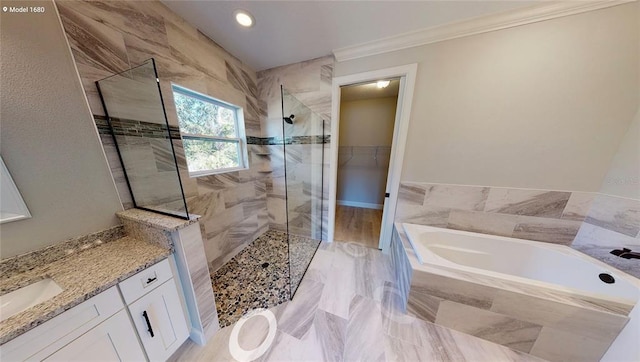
left=334, top=205, right=382, bottom=249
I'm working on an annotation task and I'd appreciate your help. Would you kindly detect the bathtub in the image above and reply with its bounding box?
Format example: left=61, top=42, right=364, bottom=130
left=403, top=223, right=638, bottom=303
left=395, top=223, right=639, bottom=361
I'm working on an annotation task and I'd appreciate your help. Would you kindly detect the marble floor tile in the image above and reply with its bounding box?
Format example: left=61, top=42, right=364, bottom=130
left=344, top=295, right=386, bottom=361
left=173, top=235, right=544, bottom=362
left=311, top=309, right=348, bottom=361
left=318, top=259, right=357, bottom=320
left=277, top=278, right=324, bottom=339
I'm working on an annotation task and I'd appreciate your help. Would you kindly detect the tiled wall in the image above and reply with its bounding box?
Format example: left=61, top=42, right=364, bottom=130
left=56, top=0, right=268, bottom=272
left=257, top=56, right=333, bottom=239
left=573, top=193, right=640, bottom=277
left=395, top=182, right=640, bottom=277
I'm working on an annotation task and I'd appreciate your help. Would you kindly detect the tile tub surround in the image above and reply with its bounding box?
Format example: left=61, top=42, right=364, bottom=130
left=172, top=240, right=543, bottom=362
left=395, top=182, right=587, bottom=244
left=395, top=182, right=640, bottom=276
left=0, top=235, right=170, bottom=344
left=573, top=193, right=640, bottom=278
left=391, top=225, right=636, bottom=361
left=57, top=0, right=270, bottom=276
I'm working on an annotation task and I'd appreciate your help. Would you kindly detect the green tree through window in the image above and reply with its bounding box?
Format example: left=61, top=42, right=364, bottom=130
left=172, top=86, right=246, bottom=175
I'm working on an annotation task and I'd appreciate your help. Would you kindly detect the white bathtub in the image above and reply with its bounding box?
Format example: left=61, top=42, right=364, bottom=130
left=402, top=223, right=639, bottom=304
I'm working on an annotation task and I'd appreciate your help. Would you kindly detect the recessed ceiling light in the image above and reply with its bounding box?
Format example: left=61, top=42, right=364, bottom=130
left=235, top=10, right=254, bottom=28
left=376, top=80, right=390, bottom=88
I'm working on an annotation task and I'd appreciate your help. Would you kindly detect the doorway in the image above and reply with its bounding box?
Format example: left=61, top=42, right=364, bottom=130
left=328, top=64, right=418, bottom=252
left=333, top=80, right=400, bottom=249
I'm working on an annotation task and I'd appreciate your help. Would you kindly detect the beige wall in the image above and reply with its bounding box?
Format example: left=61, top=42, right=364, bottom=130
left=335, top=3, right=639, bottom=192
left=339, top=97, right=397, bottom=147
left=0, top=0, right=123, bottom=258
left=338, top=97, right=396, bottom=205
left=600, top=100, right=640, bottom=200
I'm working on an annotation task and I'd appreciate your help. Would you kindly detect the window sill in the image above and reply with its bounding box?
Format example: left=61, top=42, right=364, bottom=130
left=188, top=166, right=249, bottom=178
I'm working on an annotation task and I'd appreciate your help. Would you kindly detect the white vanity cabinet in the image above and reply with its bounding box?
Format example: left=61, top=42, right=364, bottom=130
left=1, top=258, right=189, bottom=362
left=42, top=309, right=145, bottom=361
left=119, top=259, right=189, bottom=361
left=0, top=286, right=143, bottom=361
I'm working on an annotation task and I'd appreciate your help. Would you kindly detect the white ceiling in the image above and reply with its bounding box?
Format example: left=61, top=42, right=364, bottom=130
left=161, top=1, right=540, bottom=71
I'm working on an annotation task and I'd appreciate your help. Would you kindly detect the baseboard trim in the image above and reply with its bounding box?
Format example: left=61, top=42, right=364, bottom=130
left=337, top=200, right=384, bottom=210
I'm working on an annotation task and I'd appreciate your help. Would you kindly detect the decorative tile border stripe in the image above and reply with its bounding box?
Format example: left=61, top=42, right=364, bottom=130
left=93, top=115, right=181, bottom=139
left=246, top=135, right=330, bottom=145
left=96, top=116, right=329, bottom=145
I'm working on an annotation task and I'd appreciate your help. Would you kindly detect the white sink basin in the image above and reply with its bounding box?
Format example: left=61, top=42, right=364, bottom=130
left=0, top=278, right=63, bottom=322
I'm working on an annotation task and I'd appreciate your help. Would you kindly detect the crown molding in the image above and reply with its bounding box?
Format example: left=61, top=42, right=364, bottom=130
left=333, top=0, right=635, bottom=62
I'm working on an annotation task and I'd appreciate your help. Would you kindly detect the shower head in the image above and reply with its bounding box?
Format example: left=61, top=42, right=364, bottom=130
left=284, top=114, right=295, bottom=124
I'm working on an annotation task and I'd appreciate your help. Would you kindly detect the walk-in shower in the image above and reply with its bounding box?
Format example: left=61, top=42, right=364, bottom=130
left=96, top=59, right=325, bottom=327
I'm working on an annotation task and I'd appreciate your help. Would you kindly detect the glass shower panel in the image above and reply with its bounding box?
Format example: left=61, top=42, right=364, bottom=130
left=281, top=87, right=324, bottom=296
left=96, top=59, right=188, bottom=219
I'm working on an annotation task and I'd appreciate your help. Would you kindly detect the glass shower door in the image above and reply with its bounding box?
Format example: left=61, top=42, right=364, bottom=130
left=281, top=87, right=324, bottom=296
left=96, top=59, right=188, bottom=219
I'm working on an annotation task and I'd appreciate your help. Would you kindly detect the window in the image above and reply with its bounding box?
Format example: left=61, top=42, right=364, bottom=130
left=172, top=85, right=247, bottom=176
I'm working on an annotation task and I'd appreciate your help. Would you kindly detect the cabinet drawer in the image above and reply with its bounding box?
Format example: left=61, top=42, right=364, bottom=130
left=1, top=286, right=123, bottom=361
left=119, top=258, right=172, bottom=304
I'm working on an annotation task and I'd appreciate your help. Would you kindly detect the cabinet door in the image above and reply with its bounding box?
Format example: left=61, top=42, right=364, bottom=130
left=129, top=279, right=189, bottom=361
left=43, top=309, right=145, bottom=362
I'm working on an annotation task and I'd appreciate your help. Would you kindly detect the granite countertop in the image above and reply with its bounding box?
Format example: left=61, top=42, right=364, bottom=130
left=116, top=208, right=200, bottom=232
left=0, top=236, right=171, bottom=345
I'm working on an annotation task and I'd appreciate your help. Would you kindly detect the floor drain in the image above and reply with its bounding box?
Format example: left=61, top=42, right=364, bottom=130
left=262, top=262, right=269, bottom=268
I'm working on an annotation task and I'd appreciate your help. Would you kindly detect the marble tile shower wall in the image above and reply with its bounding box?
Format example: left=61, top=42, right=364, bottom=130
left=396, top=182, right=640, bottom=277
left=56, top=0, right=269, bottom=272
left=257, top=56, right=333, bottom=239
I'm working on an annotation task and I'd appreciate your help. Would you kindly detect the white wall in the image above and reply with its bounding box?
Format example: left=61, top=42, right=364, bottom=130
left=0, top=0, right=123, bottom=258
left=337, top=97, right=396, bottom=206
left=334, top=3, right=639, bottom=193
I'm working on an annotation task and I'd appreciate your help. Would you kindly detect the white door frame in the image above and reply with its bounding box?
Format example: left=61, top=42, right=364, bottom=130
left=328, top=63, right=418, bottom=252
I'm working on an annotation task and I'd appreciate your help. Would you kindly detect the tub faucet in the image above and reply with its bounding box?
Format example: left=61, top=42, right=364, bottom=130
left=610, top=248, right=640, bottom=259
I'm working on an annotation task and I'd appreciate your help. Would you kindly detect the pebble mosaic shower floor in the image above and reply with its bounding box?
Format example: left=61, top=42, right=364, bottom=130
left=211, top=230, right=320, bottom=327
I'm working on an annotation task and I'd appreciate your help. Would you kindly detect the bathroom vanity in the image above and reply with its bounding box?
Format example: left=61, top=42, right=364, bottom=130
left=0, top=211, right=210, bottom=362
left=2, top=258, right=188, bottom=360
